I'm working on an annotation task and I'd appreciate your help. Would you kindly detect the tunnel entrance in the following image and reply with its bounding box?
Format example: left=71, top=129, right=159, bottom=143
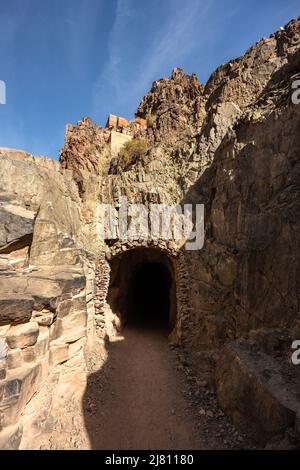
left=107, top=248, right=176, bottom=334
left=128, top=262, right=171, bottom=327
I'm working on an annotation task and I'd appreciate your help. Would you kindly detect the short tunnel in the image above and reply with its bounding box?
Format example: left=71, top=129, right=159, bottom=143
left=107, top=248, right=177, bottom=332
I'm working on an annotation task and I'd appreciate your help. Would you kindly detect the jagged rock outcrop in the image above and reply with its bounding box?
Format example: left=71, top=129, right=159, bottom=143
left=1, top=17, right=300, bottom=449
left=136, top=68, right=205, bottom=146
left=60, top=118, right=111, bottom=175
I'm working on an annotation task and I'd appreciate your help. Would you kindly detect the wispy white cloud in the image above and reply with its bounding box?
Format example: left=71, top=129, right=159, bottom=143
left=93, top=0, right=220, bottom=115
left=134, top=1, right=211, bottom=95
left=106, top=0, right=135, bottom=90
left=92, top=0, right=135, bottom=112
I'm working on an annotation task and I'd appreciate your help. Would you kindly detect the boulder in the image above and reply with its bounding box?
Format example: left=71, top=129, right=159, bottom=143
left=216, top=342, right=300, bottom=445
left=0, top=204, right=34, bottom=252
left=6, top=349, right=23, bottom=370
left=0, top=296, right=34, bottom=326
left=6, top=322, right=39, bottom=349
left=0, top=363, right=43, bottom=429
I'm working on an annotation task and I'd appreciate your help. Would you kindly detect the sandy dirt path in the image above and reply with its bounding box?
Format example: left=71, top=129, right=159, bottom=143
left=83, top=325, right=206, bottom=450
left=20, top=324, right=252, bottom=450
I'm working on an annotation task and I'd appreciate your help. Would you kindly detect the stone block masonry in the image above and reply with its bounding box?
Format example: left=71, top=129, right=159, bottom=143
left=109, top=131, right=132, bottom=157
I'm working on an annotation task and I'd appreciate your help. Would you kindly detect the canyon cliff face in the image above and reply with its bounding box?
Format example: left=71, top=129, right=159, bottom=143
left=0, top=18, right=300, bottom=449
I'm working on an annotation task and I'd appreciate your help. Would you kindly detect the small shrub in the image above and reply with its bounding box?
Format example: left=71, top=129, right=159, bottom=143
left=146, top=113, right=156, bottom=128
left=119, top=138, right=148, bottom=169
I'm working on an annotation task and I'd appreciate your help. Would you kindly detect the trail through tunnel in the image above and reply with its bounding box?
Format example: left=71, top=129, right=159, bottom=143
left=107, top=248, right=176, bottom=333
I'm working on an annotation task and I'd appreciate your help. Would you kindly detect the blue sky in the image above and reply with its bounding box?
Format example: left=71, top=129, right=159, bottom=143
left=0, top=0, right=299, bottom=159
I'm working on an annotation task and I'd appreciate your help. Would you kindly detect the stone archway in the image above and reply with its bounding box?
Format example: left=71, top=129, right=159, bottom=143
left=93, top=243, right=190, bottom=343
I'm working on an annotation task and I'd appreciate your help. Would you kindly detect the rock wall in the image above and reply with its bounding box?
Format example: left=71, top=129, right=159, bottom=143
left=1, top=17, right=300, bottom=448
left=0, top=150, right=101, bottom=448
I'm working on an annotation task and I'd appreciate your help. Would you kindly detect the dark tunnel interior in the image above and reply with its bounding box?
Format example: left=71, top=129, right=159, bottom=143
left=127, top=262, right=172, bottom=327
left=107, top=248, right=176, bottom=333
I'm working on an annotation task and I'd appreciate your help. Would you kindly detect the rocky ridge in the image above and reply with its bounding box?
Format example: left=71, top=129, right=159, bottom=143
left=0, top=18, right=300, bottom=449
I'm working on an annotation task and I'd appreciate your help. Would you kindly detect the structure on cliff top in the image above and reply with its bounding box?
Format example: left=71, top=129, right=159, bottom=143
left=0, top=17, right=300, bottom=450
